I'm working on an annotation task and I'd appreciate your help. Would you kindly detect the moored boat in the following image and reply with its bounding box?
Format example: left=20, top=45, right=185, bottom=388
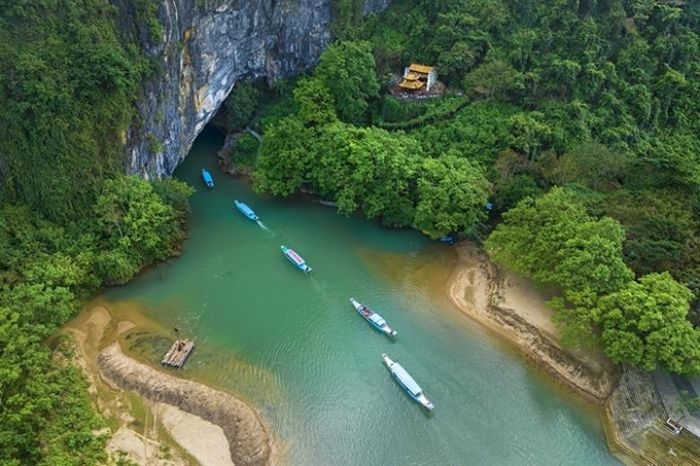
left=382, top=353, right=434, bottom=411
left=349, top=298, right=397, bottom=337
left=281, top=245, right=312, bottom=273
left=234, top=200, right=259, bottom=221
left=201, top=169, right=214, bottom=188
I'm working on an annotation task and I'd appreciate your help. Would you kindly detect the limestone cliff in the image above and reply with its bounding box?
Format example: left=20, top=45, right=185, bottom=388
left=114, top=0, right=391, bottom=177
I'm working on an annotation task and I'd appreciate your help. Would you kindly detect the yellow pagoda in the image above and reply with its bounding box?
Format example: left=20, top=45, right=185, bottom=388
left=398, top=64, right=437, bottom=91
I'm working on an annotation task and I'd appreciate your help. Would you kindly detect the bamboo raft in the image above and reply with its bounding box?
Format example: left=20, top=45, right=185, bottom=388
left=161, top=339, right=195, bottom=368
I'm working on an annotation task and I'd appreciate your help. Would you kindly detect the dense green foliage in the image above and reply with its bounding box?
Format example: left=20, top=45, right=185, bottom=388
left=1, top=0, right=699, bottom=460
left=251, top=0, right=700, bottom=373
left=0, top=0, right=154, bottom=223
left=253, top=42, right=491, bottom=236
left=0, top=2, right=195, bottom=463
left=314, top=41, right=381, bottom=125
left=0, top=175, right=191, bottom=463
left=222, top=80, right=268, bottom=132
left=595, top=273, right=700, bottom=375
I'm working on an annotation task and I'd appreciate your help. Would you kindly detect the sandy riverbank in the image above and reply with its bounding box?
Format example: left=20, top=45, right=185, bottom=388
left=66, top=305, right=272, bottom=466
left=446, top=242, right=616, bottom=404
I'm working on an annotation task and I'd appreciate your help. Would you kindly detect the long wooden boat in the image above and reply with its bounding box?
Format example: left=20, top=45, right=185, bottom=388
left=234, top=200, right=259, bottom=221
left=349, top=298, right=397, bottom=337
left=382, top=353, right=434, bottom=410
left=281, top=245, right=312, bottom=274
left=201, top=169, right=214, bottom=188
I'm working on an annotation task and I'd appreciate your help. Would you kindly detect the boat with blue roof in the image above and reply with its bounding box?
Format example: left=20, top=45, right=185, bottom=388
left=201, top=169, right=214, bottom=188
left=382, top=353, right=434, bottom=411
left=281, top=245, right=312, bottom=274
left=234, top=200, right=259, bottom=221
left=349, top=298, right=397, bottom=337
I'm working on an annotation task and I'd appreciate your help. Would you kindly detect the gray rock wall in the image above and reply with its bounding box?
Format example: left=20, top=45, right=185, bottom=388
left=116, top=0, right=391, bottom=178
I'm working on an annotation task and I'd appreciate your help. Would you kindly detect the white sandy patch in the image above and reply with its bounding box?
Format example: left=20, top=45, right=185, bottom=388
left=448, top=242, right=615, bottom=402
left=107, top=426, right=182, bottom=465
left=155, top=402, right=235, bottom=466
left=499, top=272, right=558, bottom=336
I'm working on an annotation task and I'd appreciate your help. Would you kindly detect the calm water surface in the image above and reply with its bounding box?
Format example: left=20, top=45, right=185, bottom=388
left=106, top=128, right=619, bottom=465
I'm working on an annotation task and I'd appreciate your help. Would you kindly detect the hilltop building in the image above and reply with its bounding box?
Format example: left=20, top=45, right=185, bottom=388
left=398, top=64, right=437, bottom=92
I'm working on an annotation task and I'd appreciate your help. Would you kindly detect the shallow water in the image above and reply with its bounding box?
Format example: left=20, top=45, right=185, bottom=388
left=105, top=127, right=619, bottom=465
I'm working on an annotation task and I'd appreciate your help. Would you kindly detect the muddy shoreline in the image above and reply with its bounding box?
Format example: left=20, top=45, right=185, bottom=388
left=446, top=242, right=616, bottom=404
left=71, top=241, right=620, bottom=465
left=66, top=305, right=273, bottom=466
left=98, top=343, right=270, bottom=466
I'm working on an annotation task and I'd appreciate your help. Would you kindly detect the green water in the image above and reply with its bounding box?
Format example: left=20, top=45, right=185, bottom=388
left=106, top=127, right=619, bottom=465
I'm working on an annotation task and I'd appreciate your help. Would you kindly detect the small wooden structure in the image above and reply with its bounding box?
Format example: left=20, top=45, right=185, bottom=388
left=161, top=338, right=195, bottom=368
left=398, top=64, right=437, bottom=92
left=665, top=417, right=684, bottom=435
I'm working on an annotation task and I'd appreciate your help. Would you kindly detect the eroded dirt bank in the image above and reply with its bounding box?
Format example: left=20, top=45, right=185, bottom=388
left=98, top=343, right=270, bottom=466
left=66, top=304, right=273, bottom=466
left=447, top=242, right=616, bottom=404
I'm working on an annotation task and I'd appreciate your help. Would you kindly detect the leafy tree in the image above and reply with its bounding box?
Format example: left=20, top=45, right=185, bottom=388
left=486, top=187, right=590, bottom=278
left=462, top=59, right=524, bottom=98
left=506, top=113, right=555, bottom=160
left=309, top=123, right=420, bottom=226
left=223, top=81, right=263, bottom=131
left=314, top=41, right=380, bottom=125
left=492, top=173, right=543, bottom=212
left=94, top=175, right=185, bottom=278
left=564, top=142, right=630, bottom=191
left=595, top=272, right=700, bottom=375
left=486, top=187, right=634, bottom=341
left=414, top=155, right=491, bottom=238
left=254, top=117, right=314, bottom=197
left=293, top=77, right=338, bottom=127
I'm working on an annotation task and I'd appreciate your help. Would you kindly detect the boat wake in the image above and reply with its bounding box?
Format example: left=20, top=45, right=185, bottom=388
left=309, top=276, right=328, bottom=293
left=257, top=220, right=275, bottom=236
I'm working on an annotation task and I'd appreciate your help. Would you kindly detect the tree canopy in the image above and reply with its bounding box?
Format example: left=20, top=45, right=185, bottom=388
left=313, top=40, right=380, bottom=125
left=596, top=273, right=700, bottom=375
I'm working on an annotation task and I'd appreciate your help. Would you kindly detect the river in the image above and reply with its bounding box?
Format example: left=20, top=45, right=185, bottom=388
left=105, top=127, right=619, bottom=465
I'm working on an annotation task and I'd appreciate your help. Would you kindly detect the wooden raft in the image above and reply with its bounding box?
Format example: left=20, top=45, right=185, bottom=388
left=161, top=339, right=195, bottom=368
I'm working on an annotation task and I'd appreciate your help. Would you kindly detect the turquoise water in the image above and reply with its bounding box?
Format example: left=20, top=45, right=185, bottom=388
left=106, top=127, right=619, bottom=465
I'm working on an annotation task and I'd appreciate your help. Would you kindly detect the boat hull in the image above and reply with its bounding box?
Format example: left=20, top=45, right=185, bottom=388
left=234, top=200, right=259, bottom=221
left=382, top=353, right=434, bottom=410
left=281, top=245, right=312, bottom=273
left=350, top=298, right=397, bottom=337
left=201, top=169, right=214, bottom=188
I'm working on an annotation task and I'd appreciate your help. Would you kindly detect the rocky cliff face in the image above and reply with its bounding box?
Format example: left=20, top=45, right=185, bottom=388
left=116, top=0, right=391, bottom=178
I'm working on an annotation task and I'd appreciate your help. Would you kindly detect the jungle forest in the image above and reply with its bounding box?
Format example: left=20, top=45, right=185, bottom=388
left=1, top=0, right=699, bottom=463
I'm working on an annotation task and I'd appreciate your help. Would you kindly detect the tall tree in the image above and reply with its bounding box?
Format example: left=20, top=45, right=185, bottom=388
left=414, top=155, right=491, bottom=238
left=314, top=41, right=380, bottom=125
left=254, top=117, right=314, bottom=197
left=595, top=272, right=700, bottom=375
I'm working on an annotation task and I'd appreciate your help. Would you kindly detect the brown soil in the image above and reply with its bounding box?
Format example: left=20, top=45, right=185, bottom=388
left=447, top=242, right=617, bottom=404
left=98, top=343, right=270, bottom=466
left=65, top=304, right=272, bottom=466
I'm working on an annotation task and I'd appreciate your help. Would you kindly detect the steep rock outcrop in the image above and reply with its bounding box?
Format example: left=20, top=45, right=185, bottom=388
left=114, top=0, right=391, bottom=177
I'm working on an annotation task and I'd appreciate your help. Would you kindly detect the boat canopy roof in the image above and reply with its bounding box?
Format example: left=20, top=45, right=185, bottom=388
left=392, top=363, right=422, bottom=396
left=285, top=248, right=305, bottom=266
left=369, top=314, right=386, bottom=326
left=236, top=200, right=255, bottom=215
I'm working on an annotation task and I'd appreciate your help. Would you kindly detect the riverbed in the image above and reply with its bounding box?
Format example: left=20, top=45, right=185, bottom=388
left=102, top=127, right=620, bottom=465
